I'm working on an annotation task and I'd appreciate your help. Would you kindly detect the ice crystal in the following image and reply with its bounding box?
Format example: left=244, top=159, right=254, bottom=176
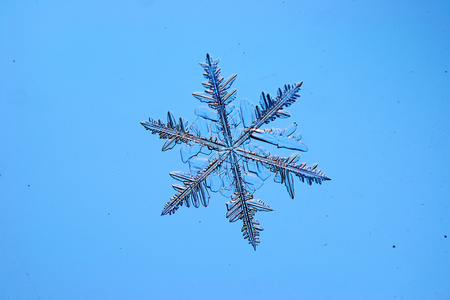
left=141, top=54, right=330, bottom=250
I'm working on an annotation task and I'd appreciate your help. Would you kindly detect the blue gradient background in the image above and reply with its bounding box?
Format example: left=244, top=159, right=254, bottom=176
left=1, top=1, right=449, bottom=299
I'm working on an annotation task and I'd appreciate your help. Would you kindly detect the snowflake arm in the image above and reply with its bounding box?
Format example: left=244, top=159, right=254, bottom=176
left=234, top=148, right=330, bottom=198
left=161, top=153, right=229, bottom=215
left=140, top=111, right=227, bottom=151
left=233, top=82, right=303, bottom=148
left=224, top=151, right=273, bottom=250
left=192, top=53, right=237, bottom=147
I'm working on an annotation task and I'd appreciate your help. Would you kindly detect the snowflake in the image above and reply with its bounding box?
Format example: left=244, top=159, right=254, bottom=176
left=141, top=54, right=330, bottom=250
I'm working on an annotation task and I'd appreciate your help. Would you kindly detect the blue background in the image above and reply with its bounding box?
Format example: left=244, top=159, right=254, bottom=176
left=1, top=1, right=449, bottom=299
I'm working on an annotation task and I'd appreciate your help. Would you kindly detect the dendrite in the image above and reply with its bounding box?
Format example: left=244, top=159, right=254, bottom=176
left=141, top=54, right=330, bottom=249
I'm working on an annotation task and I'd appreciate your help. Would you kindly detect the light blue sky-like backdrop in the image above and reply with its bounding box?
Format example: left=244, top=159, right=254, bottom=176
left=1, top=1, right=449, bottom=299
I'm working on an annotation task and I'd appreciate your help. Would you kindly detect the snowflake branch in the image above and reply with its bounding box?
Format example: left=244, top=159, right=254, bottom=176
left=192, top=54, right=237, bottom=146
left=235, top=148, right=331, bottom=198
left=226, top=152, right=272, bottom=250
left=141, top=111, right=227, bottom=151
left=232, top=82, right=303, bottom=148
left=161, top=153, right=229, bottom=215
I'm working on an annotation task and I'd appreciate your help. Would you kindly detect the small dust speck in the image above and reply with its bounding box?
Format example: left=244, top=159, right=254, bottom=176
left=445, top=235, right=447, bottom=238
left=392, top=245, right=396, bottom=248
left=27, top=184, right=30, bottom=187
